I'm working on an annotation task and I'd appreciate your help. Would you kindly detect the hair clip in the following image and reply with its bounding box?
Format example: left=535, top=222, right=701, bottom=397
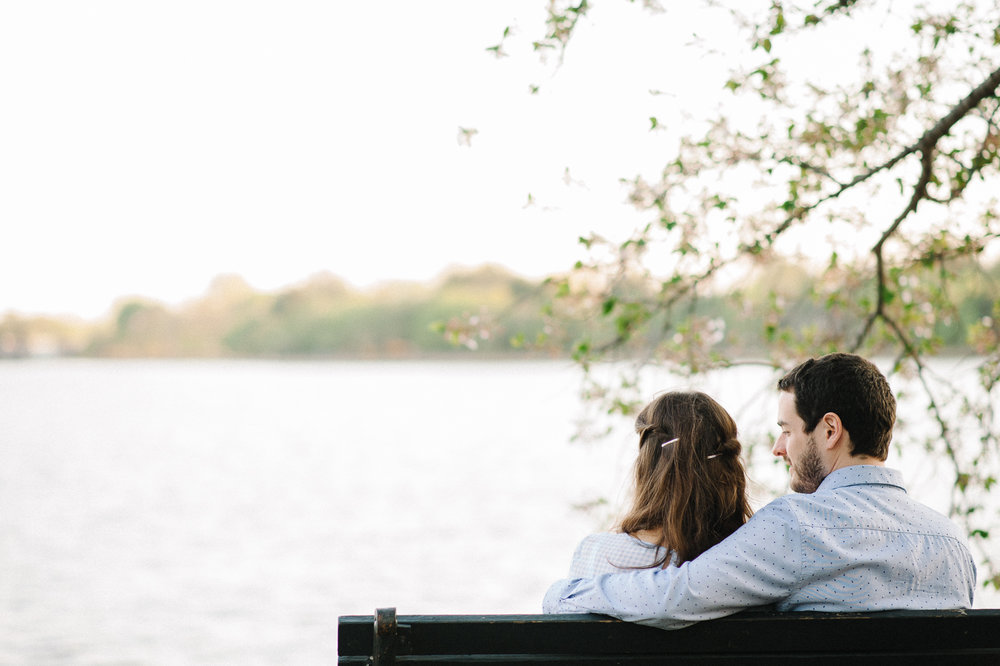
left=706, top=453, right=721, bottom=459
left=660, top=437, right=679, bottom=448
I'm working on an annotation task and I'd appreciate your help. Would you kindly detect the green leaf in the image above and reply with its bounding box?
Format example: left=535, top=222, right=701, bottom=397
left=771, top=11, right=786, bottom=35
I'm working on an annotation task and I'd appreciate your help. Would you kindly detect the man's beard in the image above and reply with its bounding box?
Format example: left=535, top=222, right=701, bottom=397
left=790, top=434, right=827, bottom=493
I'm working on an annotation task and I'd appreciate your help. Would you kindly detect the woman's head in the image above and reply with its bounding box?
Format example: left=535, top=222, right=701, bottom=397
left=621, top=391, right=751, bottom=566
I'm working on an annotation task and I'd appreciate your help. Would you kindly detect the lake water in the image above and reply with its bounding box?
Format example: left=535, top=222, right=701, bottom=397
left=0, top=358, right=995, bottom=664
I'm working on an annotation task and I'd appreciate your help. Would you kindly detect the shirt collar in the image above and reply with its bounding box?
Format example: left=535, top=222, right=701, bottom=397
left=817, top=465, right=905, bottom=493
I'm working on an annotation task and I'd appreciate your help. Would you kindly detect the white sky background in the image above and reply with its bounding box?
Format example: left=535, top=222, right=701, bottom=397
left=1, top=1, right=739, bottom=319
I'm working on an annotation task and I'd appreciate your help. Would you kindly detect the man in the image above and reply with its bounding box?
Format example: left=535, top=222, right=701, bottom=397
left=543, top=353, right=977, bottom=629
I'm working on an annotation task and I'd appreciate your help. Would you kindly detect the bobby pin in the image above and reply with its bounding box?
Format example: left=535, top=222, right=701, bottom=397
left=660, top=437, right=680, bottom=448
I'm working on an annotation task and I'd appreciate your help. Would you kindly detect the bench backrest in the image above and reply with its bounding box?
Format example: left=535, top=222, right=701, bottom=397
left=338, top=607, right=1000, bottom=664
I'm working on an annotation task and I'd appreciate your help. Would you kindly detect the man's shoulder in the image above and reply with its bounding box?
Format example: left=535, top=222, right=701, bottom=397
left=763, top=466, right=906, bottom=511
left=755, top=490, right=820, bottom=514
left=750, top=472, right=895, bottom=524
left=756, top=468, right=964, bottom=538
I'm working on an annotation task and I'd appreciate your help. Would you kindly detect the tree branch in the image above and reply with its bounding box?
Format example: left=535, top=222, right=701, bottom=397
left=774, top=64, right=1000, bottom=243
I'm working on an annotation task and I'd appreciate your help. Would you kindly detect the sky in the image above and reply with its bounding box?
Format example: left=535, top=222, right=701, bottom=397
left=2, top=1, right=742, bottom=319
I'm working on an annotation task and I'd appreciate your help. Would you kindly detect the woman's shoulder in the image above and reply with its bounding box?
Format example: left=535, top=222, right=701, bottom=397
left=576, top=531, right=634, bottom=549
left=568, top=531, right=668, bottom=577
left=572, top=531, right=650, bottom=557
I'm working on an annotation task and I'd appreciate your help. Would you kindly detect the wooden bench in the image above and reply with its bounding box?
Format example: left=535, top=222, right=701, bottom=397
left=338, top=607, right=1000, bottom=664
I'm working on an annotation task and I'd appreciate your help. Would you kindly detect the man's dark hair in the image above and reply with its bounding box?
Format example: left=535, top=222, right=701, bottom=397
left=777, top=353, right=896, bottom=460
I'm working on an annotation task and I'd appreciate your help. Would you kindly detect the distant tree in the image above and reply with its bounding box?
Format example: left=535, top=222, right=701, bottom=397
left=0, top=313, right=90, bottom=357
left=498, top=1, right=1000, bottom=589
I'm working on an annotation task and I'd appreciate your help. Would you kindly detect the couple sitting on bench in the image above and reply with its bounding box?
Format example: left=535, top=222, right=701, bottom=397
left=543, top=352, right=977, bottom=629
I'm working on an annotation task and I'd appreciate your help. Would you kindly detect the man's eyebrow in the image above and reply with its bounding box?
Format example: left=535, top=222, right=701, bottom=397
left=777, top=420, right=788, bottom=427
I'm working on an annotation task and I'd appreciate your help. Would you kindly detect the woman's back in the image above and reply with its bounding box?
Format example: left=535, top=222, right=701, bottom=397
left=556, top=391, right=752, bottom=583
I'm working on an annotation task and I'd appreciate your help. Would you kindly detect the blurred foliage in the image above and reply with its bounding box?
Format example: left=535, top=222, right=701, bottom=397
left=1, top=259, right=997, bottom=360
left=496, top=0, right=1000, bottom=588
left=0, top=267, right=555, bottom=359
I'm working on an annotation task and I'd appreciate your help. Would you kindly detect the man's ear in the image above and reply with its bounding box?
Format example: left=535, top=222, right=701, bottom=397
left=819, top=412, right=845, bottom=451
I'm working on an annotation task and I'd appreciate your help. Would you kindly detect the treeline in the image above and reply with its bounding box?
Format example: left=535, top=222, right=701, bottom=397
left=1, top=260, right=996, bottom=359
left=621, top=259, right=999, bottom=359
left=0, top=266, right=553, bottom=359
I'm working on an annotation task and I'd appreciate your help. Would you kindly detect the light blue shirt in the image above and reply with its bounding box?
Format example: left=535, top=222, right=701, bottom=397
left=543, top=466, right=977, bottom=629
left=567, top=532, right=671, bottom=577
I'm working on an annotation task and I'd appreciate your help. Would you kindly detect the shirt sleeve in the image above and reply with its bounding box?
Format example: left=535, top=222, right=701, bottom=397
left=542, top=500, right=802, bottom=629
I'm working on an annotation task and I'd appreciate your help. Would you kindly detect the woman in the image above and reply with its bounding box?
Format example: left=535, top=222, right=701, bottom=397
left=566, top=391, right=752, bottom=576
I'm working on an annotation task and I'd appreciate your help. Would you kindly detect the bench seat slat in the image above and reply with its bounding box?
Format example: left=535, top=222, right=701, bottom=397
left=339, top=609, right=1000, bottom=664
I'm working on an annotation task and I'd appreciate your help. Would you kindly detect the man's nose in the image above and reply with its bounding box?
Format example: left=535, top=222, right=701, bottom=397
left=771, top=438, right=785, bottom=458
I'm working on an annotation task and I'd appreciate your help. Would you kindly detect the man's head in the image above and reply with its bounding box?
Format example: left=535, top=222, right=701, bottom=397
left=774, top=353, right=896, bottom=492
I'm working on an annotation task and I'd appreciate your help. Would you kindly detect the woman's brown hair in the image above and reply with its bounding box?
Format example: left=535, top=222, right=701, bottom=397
left=619, top=391, right=752, bottom=567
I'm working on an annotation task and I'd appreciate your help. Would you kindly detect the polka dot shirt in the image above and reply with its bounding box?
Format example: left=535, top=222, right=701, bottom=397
left=543, top=466, right=977, bottom=629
